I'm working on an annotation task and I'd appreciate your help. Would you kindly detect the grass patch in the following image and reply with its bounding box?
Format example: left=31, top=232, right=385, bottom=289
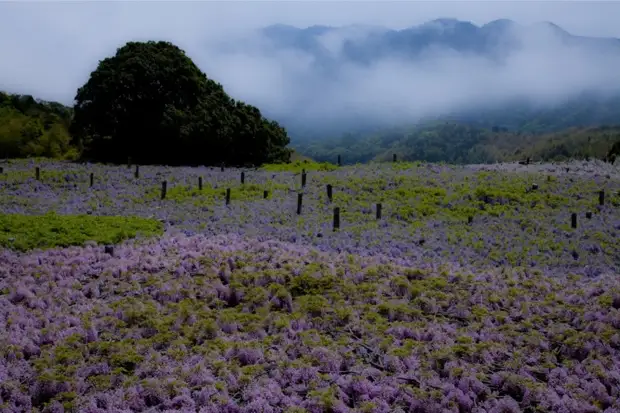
left=0, top=212, right=163, bottom=251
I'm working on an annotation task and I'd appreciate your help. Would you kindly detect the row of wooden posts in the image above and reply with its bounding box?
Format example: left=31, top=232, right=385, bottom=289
left=158, top=170, right=607, bottom=230
left=160, top=178, right=346, bottom=229
left=4, top=165, right=613, bottom=231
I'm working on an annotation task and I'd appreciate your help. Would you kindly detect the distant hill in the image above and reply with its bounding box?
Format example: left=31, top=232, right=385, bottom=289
left=286, top=94, right=620, bottom=146
left=295, top=122, right=620, bottom=165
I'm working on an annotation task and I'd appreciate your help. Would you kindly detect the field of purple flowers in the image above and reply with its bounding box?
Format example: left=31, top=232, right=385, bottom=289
left=0, top=158, right=619, bottom=412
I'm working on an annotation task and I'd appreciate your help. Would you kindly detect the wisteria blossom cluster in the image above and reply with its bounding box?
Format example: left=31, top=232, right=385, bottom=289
left=0, top=158, right=618, bottom=277
left=1, top=233, right=619, bottom=412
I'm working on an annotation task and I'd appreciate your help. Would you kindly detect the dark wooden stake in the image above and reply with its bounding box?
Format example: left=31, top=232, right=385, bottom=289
left=221, top=163, right=225, bottom=172
left=297, top=193, right=303, bottom=215
left=301, top=171, right=307, bottom=187
left=241, top=172, right=245, bottom=184
left=333, top=207, right=340, bottom=231
left=35, top=167, right=40, bottom=180
left=161, top=181, right=167, bottom=200
left=226, top=188, right=231, bottom=205
left=198, top=176, right=203, bottom=190
left=393, top=154, right=397, bottom=163
left=89, top=172, right=94, bottom=188
left=263, top=190, right=269, bottom=199
left=0, top=166, right=3, bottom=174
left=337, top=155, right=341, bottom=166
left=586, top=211, right=592, bottom=219
left=599, top=190, right=605, bottom=206
left=327, top=184, right=333, bottom=202
left=571, top=212, right=577, bottom=229
left=134, top=165, right=139, bottom=179
left=532, top=183, right=538, bottom=191
left=468, top=216, right=473, bottom=224
left=376, top=203, right=382, bottom=220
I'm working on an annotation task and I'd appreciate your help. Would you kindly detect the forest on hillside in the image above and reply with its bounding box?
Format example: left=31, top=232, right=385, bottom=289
left=296, top=123, right=620, bottom=165
left=0, top=92, right=75, bottom=159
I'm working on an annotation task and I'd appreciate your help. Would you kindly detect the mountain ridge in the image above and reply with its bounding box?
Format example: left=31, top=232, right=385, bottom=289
left=246, top=18, right=620, bottom=144
left=258, top=18, right=620, bottom=63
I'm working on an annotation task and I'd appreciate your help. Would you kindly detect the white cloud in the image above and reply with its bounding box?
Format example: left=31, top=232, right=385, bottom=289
left=1, top=1, right=619, bottom=129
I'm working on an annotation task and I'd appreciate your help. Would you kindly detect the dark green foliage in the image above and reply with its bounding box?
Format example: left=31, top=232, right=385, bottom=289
left=608, top=140, right=620, bottom=163
left=71, top=41, right=291, bottom=166
left=0, top=92, right=75, bottom=159
left=297, top=123, right=620, bottom=164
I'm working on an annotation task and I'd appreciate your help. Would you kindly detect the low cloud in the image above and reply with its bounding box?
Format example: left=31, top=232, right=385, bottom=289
left=1, top=1, right=620, bottom=131
left=200, top=23, right=620, bottom=127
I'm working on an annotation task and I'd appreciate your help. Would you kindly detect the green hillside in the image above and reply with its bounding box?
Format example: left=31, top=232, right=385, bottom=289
left=0, top=92, right=75, bottom=159
left=296, top=123, right=620, bottom=164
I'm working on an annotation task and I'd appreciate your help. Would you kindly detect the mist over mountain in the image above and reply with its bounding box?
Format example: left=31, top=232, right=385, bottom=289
left=2, top=2, right=620, bottom=149
left=203, top=18, right=620, bottom=142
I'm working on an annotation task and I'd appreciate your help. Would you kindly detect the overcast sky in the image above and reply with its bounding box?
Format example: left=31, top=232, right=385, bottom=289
left=1, top=1, right=619, bottom=126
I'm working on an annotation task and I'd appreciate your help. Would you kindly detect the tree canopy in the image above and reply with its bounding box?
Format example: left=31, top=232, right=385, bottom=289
left=0, top=92, right=75, bottom=159
left=70, top=41, right=291, bottom=166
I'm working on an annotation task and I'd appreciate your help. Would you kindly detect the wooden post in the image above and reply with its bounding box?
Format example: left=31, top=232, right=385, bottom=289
left=337, top=155, right=341, bottom=166
left=221, top=163, right=225, bottom=172
left=333, top=207, right=340, bottom=231
left=198, top=176, right=203, bottom=190
left=89, top=172, right=94, bottom=188
left=393, top=154, right=397, bottom=163
left=297, top=193, right=303, bottom=215
left=0, top=167, right=3, bottom=174
left=301, top=171, right=307, bottom=187
left=468, top=216, right=473, bottom=224
left=134, top=165, right=139, bottom=179
left=571, top=212, right=577, bottom=229
left=161, top=181, right=167, bottom=200
left=35, top=167, right=40, bottom=180
left=241, top=172, right=245, bottom=184
left=263, top=190, right=269, bottom=199
left=599, top=190, right=605, bottom=206
left=586, top=211, right=592, bottom=219
left=376, top=203, right=382, bottom=220
left=532, top=183, right=538, bottom=191
left=326, top=184, right=333, bottom=202
left=226, top=188, right=231, bottom=205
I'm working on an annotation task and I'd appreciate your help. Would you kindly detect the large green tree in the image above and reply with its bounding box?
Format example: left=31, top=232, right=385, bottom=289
left=70, top=41, right=291, bottom=165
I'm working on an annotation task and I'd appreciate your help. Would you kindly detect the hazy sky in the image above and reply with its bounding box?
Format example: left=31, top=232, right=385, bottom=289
left=1, top=1, right=619, bottom=126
